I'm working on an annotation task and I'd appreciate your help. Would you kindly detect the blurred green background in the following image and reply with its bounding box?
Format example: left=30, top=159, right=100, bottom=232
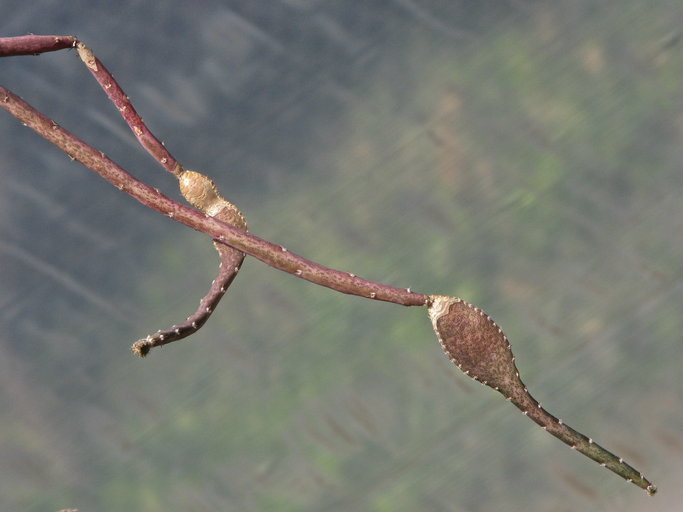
left=1, top=1, right=681, bottom=510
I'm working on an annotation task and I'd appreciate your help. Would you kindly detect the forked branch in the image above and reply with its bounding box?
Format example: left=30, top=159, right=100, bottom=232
left=0, top=86, right=427, bottom=306
left=0, top=34, right=656, bottom=494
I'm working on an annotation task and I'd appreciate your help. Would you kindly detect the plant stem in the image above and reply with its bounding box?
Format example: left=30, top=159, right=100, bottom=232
left=0, top=85, right=429, bottom=307
left=75, top=42, right=182, bottom=177
left=0, top=35, right=76, bottom=57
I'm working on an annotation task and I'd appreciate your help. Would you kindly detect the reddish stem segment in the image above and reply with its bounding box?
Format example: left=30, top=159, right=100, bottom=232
left=132, top=242, right=245, bottom=356
left=74, top=42, right=182, bottom=177
left=0, top=86, right=428, bottom=307
left=0, top=35, right=76, bottom=57
left=0, top=36, right=179, bottom=175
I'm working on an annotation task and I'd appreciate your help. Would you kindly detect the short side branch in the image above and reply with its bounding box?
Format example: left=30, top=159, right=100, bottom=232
left=132, top=172, right=249, bottom=356
left=131, top=244, right=245, bottom=356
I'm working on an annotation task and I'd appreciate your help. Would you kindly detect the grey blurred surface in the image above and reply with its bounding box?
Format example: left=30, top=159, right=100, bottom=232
left=1, top=1, right=681, bottom=511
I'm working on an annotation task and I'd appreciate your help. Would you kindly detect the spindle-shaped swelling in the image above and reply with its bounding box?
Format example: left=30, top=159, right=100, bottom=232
left=428, top=295, right=519, bottom=391
left=179, top=170, right=247, bottom=229
left=428, top=295, right=656, bottom=495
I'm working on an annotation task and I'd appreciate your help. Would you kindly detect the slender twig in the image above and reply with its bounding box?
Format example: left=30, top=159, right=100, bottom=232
left=132, top=242, right=243, bottom=356
left=0, top=85, right=428, bottom=307
left=74, top=42, right=182, bottom=177
left=0, top=34, right=75, bottom=57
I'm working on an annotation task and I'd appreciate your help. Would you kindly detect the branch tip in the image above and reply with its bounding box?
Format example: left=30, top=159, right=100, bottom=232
left=131, top=339, right=152, bottom=358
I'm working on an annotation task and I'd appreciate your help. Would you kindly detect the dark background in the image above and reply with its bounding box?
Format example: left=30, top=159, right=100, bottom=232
left=1, top=1, right=681, bottom=510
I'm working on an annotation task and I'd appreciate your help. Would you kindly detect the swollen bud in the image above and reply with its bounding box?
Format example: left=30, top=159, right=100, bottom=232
left=428, top=295, right=522, bottom=397
left=179, top=170, right=247, bottom=229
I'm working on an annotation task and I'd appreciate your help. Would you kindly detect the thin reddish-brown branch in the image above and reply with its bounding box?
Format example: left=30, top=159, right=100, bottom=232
left=75, top=42, right=182, bottom=176
left=0, top=85, right=428, bottom=307
left=0, top=35, right=76, bottom=57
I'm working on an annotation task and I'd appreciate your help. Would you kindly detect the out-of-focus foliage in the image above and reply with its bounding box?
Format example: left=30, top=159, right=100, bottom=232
left=0, top=1, right=681, bottom=511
